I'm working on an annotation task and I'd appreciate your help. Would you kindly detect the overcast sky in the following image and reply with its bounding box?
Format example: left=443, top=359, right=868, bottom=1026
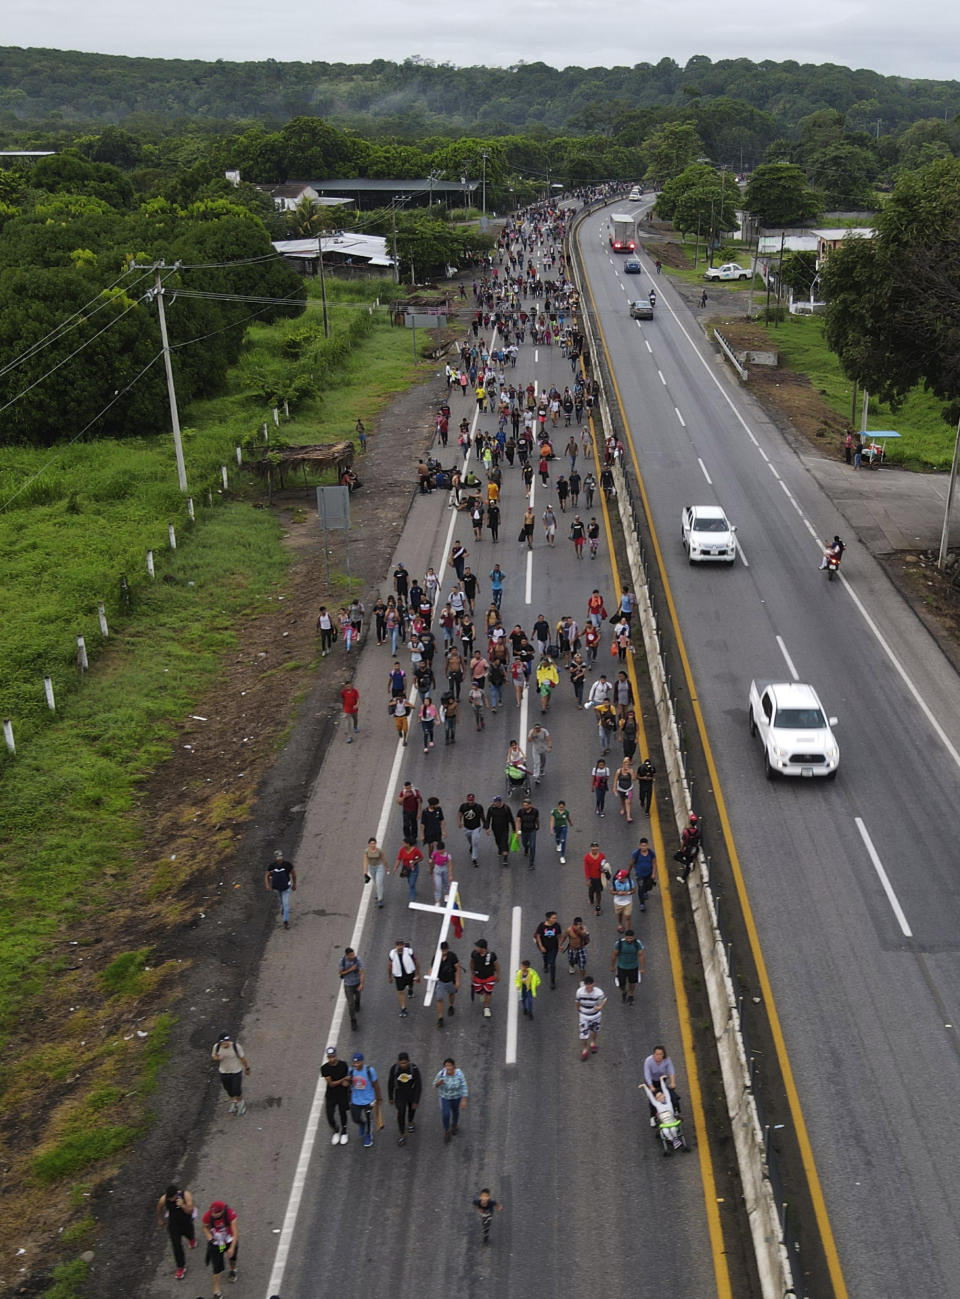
left=5, top=0, right=958, bottom=84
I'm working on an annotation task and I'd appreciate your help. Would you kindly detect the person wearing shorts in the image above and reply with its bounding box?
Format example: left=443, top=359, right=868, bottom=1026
left=435, top=942, right=460, bottom=1027
left=201, top=1201, right=238, bottom=1294
left=610, top=869, right=636, bottom=933
left=611, top=930, right=644, bottom=1006
left=387, top=940, right=420, bottom=1018
left=561, top=916, right=590, bottom=975
left=575, top=975, right=606, bottom=1060
left=470, top=939, right=500, bottom=1018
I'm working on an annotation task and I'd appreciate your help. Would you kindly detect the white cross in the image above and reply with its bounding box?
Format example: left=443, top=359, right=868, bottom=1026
left=409, top=880, right=490, bottom=1007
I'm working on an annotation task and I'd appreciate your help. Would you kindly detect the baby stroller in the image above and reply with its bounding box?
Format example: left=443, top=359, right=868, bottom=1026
left=505, top=761, right=531, bottom=800
left=640, top=1079, right=689, bottom=1156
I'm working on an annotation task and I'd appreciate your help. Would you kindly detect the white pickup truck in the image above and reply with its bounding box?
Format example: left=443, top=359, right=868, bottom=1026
left=703, top=263, right=751, bottom=281
left=748, top=679, right=840, bottom=780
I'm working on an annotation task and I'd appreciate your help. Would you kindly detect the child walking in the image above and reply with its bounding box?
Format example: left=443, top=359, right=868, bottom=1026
left=473, top=1188, right=503, bottom=1245
left=514, top=959, right=541, bottom=1019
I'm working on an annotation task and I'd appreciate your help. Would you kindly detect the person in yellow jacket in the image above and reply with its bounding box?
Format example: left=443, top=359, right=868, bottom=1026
left=515, top=960, right=542, bottom=1019
left=535, top=657, right=560, bottom=714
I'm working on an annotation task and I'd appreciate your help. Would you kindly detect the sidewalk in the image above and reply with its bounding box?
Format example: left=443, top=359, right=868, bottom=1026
left=802, top=453, right=959, bottom=555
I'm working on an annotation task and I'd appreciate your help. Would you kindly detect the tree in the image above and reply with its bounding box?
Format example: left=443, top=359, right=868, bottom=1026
left=779, top=251, right=819, bottom=299
left=821, top=157, right=960, bottom=414
left=744, top=163, right=821, bottom=227
left=643, top=121, right=703, bottom=185
left=807, top=142, right=876, bottom=208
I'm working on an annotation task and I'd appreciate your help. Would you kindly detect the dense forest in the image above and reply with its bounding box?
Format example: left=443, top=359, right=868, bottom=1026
left=2, top=48, right=960, bottom=143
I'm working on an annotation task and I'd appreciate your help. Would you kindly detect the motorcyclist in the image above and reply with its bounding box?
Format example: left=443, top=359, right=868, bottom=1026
left=820, top=535, right=845, bottom=571
left=648, top=288, right=657, bottom=308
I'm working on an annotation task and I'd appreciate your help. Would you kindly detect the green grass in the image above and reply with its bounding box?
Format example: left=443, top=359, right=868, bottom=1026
left=664, top=241, right=759, bottom=289
left=0, top=278, right=424, bottom=1037
left=765, top=313, right=955, bottom=468
left=43, top=1258, right=89, bottom=1299
left=32, top=1123, right=143, bottom=1184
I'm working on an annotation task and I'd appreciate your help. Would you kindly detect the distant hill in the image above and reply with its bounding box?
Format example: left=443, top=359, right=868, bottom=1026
left=1, top=47, right=959, bottom=138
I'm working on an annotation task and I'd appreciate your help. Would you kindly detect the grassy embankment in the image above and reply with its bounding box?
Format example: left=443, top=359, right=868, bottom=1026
left=0, top=275, right=422, bottom=1294
left=657, top=239, right=953, bottom=469
left=754, top=313, right=955, bottom=469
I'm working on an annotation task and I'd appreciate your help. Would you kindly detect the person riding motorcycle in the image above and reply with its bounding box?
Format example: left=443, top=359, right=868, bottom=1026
left=820, top=535, right=845, bottom=572
left=648, top=289, right=657, bottom=308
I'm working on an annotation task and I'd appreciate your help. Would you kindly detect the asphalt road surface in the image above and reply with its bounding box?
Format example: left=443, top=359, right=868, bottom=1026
left=148, top=237, right=728, bottom=1299
left=577, top=203, right=960, bottom=1296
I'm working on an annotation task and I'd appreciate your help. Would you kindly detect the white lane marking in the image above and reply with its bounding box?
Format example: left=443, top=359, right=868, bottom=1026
left=657, top=369, right=666, bottom=386
left=855, top=817, right=913, bottom=937
left=736, top=540, right=749, bottom=568
left=675, top=407, right=686, bottom=428
left=635, top=319, right=642, bottom=329
left=505, top=905, right=522, bottom=1065
left=535, top=348, right=539, bottom=364
left=630, top=267, right=960, bottom=773
left=266, top=370, right=483, bottom=1298
left=525, top=473, right=536, bottom=603
left=841, top=573, right=960, bottom=772
left=698, top=458, right=712, bottom=485
left=645, top=339, right=653, bottom=354
left=776, top=635, right=799, bottom=681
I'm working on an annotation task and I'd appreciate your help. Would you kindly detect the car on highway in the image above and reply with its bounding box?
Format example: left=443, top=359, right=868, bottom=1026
left=748, top=679, right=840, bottom=780
left=629, top=299, right=654, bottom=320
left=703, top=263, right=751, bottom=281
left=624, top=256, right=642, bottom=274
left=680, top=504, right=736, bottom=563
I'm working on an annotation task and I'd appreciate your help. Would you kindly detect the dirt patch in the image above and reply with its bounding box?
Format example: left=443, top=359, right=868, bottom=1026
left=880, top=551, right=960, bottom=676
left=1, top=316, right=454, bottom=1297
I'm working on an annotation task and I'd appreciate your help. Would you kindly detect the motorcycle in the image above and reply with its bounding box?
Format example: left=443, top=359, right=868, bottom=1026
left=823, top=548, right=841, bottom=581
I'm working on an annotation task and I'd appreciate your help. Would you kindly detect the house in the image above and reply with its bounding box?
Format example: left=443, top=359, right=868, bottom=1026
left=271, top=232, right=394, bottom=277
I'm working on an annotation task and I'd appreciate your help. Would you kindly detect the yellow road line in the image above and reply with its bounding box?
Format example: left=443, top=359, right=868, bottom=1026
left=577, top=353, right=733, bottom=1299
left=579, top=236, right=849, bottom=1299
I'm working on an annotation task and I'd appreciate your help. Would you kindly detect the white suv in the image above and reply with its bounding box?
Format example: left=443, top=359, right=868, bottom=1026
left=681, top=505, right=737, bottom=564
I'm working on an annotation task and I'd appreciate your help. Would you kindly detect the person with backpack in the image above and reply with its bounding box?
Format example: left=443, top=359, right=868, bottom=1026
left=349, top=1053, right=383, bottom=1149
left=387, top=1052, right=423, bottom=1146
left=611, top=930, right=645, bottom=1005
left=264, top=850, right=296, bottom=929
left=675, top=812, right=703, bottom=883
left=211, top=1033, right=250, bottom=1116
left=156, top=1184, right=196, bottom=1281
left=202, top=1200, right=238, bottom=1294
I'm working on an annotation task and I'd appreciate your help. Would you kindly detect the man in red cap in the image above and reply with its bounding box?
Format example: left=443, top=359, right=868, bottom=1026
left=202, top=1200, right=238, bottom=1294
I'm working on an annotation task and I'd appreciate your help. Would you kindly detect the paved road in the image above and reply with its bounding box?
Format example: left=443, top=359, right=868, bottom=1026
left=147, top=247, right=727, bottom=1298
left=578, top=205, right=960, bottom=1295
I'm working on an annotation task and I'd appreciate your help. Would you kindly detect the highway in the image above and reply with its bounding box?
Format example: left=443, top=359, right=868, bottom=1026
left=147, top=230, right=744, bottom=1299
left=576, top=202, right=960, bottom=1296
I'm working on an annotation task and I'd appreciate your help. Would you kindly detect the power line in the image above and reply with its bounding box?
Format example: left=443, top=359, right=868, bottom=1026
left=0, top=265, right=155, bottom=381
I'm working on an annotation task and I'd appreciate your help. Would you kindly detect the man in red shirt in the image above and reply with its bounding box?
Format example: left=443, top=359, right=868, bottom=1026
left=340, top=680, right=359, bottom=743
left=583, top=840, right=608, bottom=916
left=201, top=1200, right=238, bottom=1294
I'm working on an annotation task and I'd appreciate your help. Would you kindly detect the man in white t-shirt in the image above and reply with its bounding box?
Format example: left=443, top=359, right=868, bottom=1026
left=387, top=940, right=420, bottom=1018
left=575, top=976, right=606, bottom=1061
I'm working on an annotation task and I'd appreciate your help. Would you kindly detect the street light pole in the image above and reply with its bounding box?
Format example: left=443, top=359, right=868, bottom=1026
left=481, top=150, right=489, bottom=222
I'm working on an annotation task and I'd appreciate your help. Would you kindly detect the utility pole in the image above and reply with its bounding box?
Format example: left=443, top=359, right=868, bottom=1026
left=151, top=264, right=188, bottom=493
left=938, top=416, right=960, bottom=569
left=391, top=202, right=400, bottom=284
left=481, top=150, right=489, bottom=223
left=317, top=232, right=329, bottom=338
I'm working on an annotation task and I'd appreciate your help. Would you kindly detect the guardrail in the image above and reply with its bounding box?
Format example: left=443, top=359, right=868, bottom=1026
left=569, top=209, right=802, bottom=1299
left=714, top=328, right=749, bottom=381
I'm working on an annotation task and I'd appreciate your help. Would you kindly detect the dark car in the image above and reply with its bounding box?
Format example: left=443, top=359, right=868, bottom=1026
left=624, top=257, right=642, bottom=274
left=629, top=299, right=654, bottom=320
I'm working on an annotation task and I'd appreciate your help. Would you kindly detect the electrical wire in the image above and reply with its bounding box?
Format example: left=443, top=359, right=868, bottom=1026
left=0, top=264, right=155, bottom=381
left=0, top=350, right=165, bottom=513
